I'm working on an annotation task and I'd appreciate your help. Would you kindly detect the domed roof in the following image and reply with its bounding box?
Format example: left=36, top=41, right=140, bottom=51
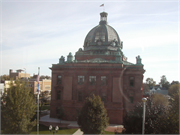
left=84, top=12, right=123, bottom=51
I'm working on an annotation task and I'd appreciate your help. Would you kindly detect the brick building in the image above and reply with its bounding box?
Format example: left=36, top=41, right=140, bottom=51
left=50, top=12, right=145, bottom=124
left=9, top=69, right=30, bottom=79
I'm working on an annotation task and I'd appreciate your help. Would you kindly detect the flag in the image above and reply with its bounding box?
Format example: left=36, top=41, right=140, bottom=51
left=37, top=67, right=40, bottom=93
left=100, top=4, right=104, bottom=7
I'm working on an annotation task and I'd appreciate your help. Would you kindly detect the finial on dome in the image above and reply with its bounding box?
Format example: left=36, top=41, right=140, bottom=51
left=99, top=12, right=108, bottom=25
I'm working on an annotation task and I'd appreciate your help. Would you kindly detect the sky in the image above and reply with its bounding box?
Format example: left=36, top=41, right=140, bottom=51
left=0, top=0, right=179, bottom=84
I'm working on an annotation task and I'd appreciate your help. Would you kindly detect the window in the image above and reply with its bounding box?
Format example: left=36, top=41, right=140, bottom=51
left=57, top=75, right=62, bottom=84
left=129, top=77, right=134, bottom=86
left=101, top=76, right=107, bottom=85
left=78, top=91, right=83, bottom=102
left=57, top=90, right=61, bottom=100
left=78, top=76, right=84, bottom=85
left=129, top=97, right=134, bottom=103
left=89, top=76, right=96, bottom=85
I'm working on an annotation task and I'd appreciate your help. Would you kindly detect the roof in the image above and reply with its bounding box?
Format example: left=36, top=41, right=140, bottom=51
left=83, top=12, right=122, bottom=51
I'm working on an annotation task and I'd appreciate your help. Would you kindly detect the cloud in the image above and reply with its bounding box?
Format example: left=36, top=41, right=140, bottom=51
left=1, top=1, right=179, bottom=83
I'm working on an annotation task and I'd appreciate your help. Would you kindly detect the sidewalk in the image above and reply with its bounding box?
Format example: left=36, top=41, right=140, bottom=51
left=40, top=115, right=124, bottom=133
left=72, top=129, right=83, bottom=135
left=40, top=115, right=79, bottom=128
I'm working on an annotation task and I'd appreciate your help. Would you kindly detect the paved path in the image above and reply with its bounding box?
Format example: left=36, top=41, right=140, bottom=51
left=40, top=115, right=79, bottom=128
left=72, top=129, right=83, bottom=135
left=40, top=115, right=124, bottom=133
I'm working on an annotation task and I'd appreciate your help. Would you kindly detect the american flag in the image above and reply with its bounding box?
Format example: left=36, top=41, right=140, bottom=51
left=37, top=67, right=40, bottom=93
left=100, top=4, right=104, bottom=7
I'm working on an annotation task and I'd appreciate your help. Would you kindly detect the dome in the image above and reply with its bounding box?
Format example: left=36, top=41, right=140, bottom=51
left=84, top=12, right=123, bottom=51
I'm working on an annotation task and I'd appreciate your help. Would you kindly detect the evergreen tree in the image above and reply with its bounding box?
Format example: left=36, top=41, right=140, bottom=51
left=77, top=94, right=109, bottom=134
left=1, top=79, right=36, bottom=134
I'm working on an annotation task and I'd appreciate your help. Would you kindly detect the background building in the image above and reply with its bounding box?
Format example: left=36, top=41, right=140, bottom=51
left=29, top=79, right=51, bottom=94
left=50, top=12, right=145, bottom=124
left=2, top=69, right=52, bottom=95
left=9, top=69, right=30, bottom=80
left=0, top=83, right=4, bottom=97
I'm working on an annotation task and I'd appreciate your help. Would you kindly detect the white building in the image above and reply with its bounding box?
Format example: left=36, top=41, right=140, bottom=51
left=149, top=86, right=168, bottom=96
left=0, top=83, right=4, bottom=98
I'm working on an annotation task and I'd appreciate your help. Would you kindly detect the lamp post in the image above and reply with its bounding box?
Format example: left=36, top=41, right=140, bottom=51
left=142, top=97, right=147, bottom=135
left=49, top=125, right=59, bottom=134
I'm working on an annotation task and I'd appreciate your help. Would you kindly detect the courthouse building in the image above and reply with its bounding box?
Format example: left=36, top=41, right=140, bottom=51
left=50, top=12, right=145, bottom=124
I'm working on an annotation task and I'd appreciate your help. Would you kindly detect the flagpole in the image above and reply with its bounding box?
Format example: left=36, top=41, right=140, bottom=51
left=37, top=91, right=39, bottom=135
left=37, top=67, right=40, bottom=135
left=100, top=4, right=105, bottom=12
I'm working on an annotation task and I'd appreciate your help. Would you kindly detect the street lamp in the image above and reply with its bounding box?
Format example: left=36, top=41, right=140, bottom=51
left=49, top=125, right=59, bottom=134
left=142, top=97, right=147, bottom=135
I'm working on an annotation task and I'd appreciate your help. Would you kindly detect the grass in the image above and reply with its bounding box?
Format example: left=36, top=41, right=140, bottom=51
left=30, top=128, right=78, bottom=134
left=30, top=124, right=77, bottom=134
left=40, top=105, right=50, bottom=110
left=2, top=124, right=115, bottom=134
left=104, top=131, right=115, bottom=134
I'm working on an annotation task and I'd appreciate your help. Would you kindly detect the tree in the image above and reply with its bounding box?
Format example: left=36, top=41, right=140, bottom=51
left=146, top=78, right=156, bottom=88
left=143, top=83, right=150, bottom=95
left=39, top=91, right=50, bottom=114
left=165, top=83, right=179, bottom=133
left=170, top=80, right=179, bottom=85
left=40, top=91, right=50, bottom=105
left=168, top=83, right=179, bottom=97
left=77, top=94, right=109, bottom=134
left=40, top=75, right=51, bottom=79
left=123, top=98, right=169, bottom=134
left=0, top=74, right=10, bottom=83
left=151, top=93, right=169, bottom=107
left=1, top=79, right=36, bottom=134
left=157, top=84, right=179, bottom=134
left=159, top=75, right=170, bottom=89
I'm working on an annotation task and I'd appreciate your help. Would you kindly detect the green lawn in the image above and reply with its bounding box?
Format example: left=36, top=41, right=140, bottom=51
left=30, top=124, right=77, bottom=134
left=31, top=130, right=114, bottom=134
left=104, top=131, right=115, bottom=134
left=30, top=128, right=78, bottom=134
left=40, top=105, right=50, bottom=110
left=2, top=124, right=115, bottom=134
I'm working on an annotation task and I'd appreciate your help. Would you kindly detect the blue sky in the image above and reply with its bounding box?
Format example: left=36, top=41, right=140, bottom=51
left=1, top=0, right=179, bottom=84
